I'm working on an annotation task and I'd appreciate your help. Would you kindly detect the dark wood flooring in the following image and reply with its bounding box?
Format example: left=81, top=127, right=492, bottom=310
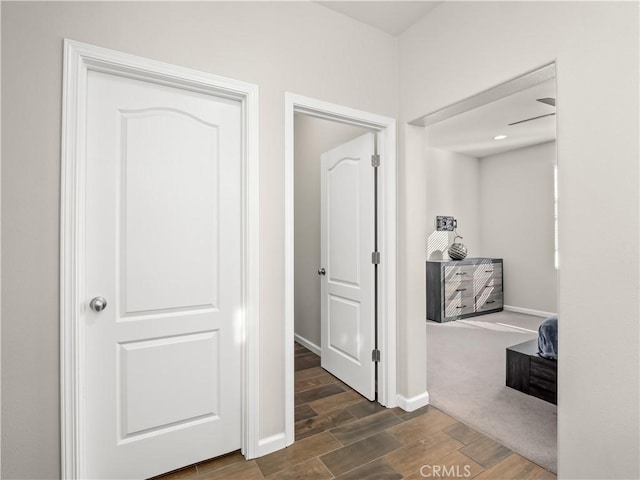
left=154, top=343, right=556, bottom=479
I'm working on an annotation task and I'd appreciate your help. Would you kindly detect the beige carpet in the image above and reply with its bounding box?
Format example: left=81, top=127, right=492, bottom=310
left=426, top=310, right=557, bottom=473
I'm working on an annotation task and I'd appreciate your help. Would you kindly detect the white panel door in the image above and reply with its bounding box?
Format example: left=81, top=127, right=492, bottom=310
left=84, top=70, right=242, bottom=479
left=320, top=133, right=376, bottom=400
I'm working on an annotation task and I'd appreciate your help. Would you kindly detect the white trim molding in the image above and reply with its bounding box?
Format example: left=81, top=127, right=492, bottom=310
left=284, top=92, right=397, bottom=447
left=504, top=305, right=557, bottom=318
left=60, top=39, right=260, bottom=477
left=256, top=433, right=287, bottom=458
left=409, top=63, right=556, bottom=127
left=396, top=391, right=430, bottom=412
left=294, top=334, right=321, bottom=357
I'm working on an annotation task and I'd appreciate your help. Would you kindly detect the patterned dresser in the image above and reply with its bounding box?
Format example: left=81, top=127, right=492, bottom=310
left=426, top=258, right=503, bottom=322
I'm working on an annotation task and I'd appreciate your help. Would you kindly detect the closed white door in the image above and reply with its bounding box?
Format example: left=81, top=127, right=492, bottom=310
left=320, top=133, right=376, bottom=400
left=84, top=70, right=242, bottom=479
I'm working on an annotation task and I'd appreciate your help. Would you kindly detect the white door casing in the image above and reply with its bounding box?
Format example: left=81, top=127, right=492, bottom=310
left=284, top=93, right=397, bottom=446
left=61, top=40, right=260, bottom=478
left=320, top=133, right=376, bottom=400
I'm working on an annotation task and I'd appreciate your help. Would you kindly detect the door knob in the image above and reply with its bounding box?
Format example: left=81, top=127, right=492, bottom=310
left=318, top=268, right=326, bottom=276
left=89, top=296, right=108, bottom=312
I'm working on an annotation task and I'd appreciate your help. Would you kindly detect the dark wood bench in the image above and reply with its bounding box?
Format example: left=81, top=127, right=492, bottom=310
left=506, top=339, right=557, bottom=405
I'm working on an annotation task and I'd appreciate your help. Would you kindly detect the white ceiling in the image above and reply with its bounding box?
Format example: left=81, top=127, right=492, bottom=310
left=425, top=79, right=557, bottom=158
left=317, top=1, right=442, bottom=36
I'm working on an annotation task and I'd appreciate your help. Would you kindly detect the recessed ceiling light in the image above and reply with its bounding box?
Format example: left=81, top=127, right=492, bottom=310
left=494, top=135, right=507, bottom=140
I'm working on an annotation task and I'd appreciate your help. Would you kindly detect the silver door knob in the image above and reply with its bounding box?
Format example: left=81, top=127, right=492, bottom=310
left=89, top=296, right=108, bottom=312
left=318, top=268, right=326, bottom=275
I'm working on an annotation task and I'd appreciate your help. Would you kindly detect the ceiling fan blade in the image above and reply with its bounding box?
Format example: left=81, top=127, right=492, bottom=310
left=537, top=97, right=556, bottom=107
left=508, top=112, right=556, bottom=126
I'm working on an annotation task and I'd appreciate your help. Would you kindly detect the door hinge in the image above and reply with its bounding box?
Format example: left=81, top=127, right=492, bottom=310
left=372, top=349, right=381, bottom=362
left=371, top=251, right=380, bottom=264
left=371, top=154, right=380, bottom=167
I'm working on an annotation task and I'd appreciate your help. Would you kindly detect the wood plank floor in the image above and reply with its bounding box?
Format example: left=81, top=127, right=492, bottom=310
left=153, top=343, right=556, bottom=480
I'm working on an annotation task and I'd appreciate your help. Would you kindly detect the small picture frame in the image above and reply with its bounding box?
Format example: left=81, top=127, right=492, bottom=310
left=436, top=216, right=457, bottom=231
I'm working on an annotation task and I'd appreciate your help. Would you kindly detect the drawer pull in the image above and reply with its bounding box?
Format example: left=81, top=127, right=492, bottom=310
left=456, top=272, right=467, bottom=276
left=456, top=288, right=467, bottom=292
left=456, top=305, right=468, bottom=309
left=485, top=270, right=494, bottom=273
left=486, top=300, right=496, bottom=304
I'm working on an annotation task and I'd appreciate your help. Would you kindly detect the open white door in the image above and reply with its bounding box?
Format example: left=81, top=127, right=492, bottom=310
left=320, top=132, right=376, bottom=400
left=83, top=69, right=242, bottom=478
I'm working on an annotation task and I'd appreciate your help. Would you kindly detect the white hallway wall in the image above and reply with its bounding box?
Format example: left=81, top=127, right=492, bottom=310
left=0, top=3, right=398, bottom=478
left=293, top=114, right=369, bottom=348
left=398, top=2, right=639, bottom=479
left=424, top=147, right=481, bottom=261
left=480, top=141, right=557, bottom=314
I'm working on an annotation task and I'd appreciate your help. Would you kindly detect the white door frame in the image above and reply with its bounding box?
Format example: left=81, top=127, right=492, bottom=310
left=284, top=93, right=397, bottom=446
left=60, top=39, right=260, bottom=478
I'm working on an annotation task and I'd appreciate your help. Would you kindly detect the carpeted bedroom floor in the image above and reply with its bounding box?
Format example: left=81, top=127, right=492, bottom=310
left=427, top=310, right=557, bottom=473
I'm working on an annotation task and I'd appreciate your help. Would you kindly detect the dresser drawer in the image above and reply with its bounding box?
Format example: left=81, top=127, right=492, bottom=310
left=474, top=278, right=502, bottom=296
left=443, top=264, right=476, bottom=283
left=530, top=374, right=556, bottom=393
left=444, top=303, right=474, bottom=318
left=478, top=263, right=502, bottom=275
left=473, top=265, right=501, bottom=283
left=530, top=357, right=557, bottom=388
left=476, top=292, right=503, bottom=312
left=445, top=278, right=473, bottom=296
left=529, top=384, right=557, bottom=404
left=445, top=290, right=474, bottom=306
left=477, top=268, right=502, bottom=282
left=530, top=356, right=557, bottom=404
left=444, top=290, right=474, bottom=311
left=444, top=294, right=474, bottom=318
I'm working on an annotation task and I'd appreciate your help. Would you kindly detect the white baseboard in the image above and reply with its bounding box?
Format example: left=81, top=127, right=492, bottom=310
left=504, top=305, right=557, bottom=318
left=256, top=432, right=287, bottom=457
left=396, top=391, right=429, bottom=412
left=294, top=333, right=321, bottom=356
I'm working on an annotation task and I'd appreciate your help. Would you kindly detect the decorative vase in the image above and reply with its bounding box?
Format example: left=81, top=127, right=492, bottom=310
left=448, top=235, right=468, bottom=260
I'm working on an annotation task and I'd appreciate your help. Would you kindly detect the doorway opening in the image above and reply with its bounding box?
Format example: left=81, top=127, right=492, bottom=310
left=412, top=63, right=559, bottom=473
left=284, top=94, right=397, bottom=447
left=294, top=117, right=377, bottom=400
